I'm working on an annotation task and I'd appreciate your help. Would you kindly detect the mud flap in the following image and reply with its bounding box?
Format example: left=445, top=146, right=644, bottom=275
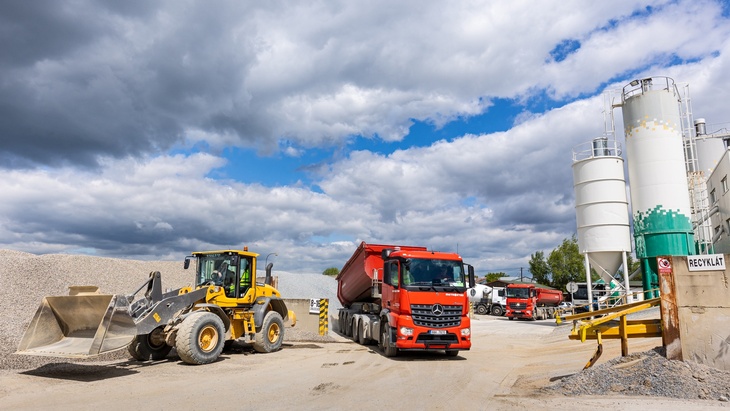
left=16, top=293, right=136, bottom=358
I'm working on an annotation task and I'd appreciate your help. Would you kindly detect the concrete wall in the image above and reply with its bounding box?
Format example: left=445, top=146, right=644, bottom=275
left=671, top=255, right=730, bottom=371
left=283, top=298, right=330, bottom=333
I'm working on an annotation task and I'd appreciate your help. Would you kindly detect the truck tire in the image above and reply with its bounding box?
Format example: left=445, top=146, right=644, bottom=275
left=491, top=305, right=504, bottom=317
left=176, top=311, right=225, bottom=365
left=476, top=304, right=488, bottom=315
left=380, top=324, right=397, bottom=358
left=253, top=311, right=284, bottom=353
left=445, top=350, right=459, bottom=357
left=128, top=326, right=171, bottom=361
left=352, top=319, right=360, bottom=343
left=357, top=321, right=368, bottom=345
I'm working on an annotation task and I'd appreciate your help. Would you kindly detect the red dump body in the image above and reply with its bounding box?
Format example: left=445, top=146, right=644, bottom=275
left=336, top=242, right=427, bottom=307
left=535, top=287, right=563, bottom=306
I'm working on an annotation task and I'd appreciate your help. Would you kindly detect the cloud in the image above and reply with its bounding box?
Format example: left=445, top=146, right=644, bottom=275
left=2, top=0, right=730, bottom=276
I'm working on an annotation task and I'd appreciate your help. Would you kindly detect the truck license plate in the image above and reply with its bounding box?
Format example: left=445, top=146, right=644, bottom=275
left=429, top=330, right=446, bottom=335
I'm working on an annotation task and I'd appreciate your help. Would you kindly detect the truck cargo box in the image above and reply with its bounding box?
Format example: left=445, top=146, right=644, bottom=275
left=535, top=287, right=563, bottom=306
left=336, top=242, right=427, bottom=307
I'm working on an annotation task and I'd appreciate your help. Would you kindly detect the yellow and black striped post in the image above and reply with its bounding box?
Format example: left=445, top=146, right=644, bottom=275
left=318, top=298, right=329, bottom=336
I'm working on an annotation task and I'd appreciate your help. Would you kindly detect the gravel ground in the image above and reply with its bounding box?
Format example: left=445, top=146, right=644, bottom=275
left=547, top=346, right=730, bottom=402
left=3, top=249, right=730, bottom=404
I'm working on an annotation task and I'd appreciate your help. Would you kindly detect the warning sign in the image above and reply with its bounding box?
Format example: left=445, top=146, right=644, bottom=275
left=657, top=257, right=672, bottom=274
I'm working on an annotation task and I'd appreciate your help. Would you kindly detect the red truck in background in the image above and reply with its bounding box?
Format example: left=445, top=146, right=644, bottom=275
left=505, top=283, right=563, bottom=320
left=337, top=242, right=475, bottom=357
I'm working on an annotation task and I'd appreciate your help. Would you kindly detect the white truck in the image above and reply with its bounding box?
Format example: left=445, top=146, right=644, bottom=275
left=468, top=284, right=507, bottom=316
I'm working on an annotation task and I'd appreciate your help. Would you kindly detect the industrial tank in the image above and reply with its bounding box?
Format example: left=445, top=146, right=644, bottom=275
left=621, top=77, right=695, bottom=296
left=572, top=138, right=632, bottom=280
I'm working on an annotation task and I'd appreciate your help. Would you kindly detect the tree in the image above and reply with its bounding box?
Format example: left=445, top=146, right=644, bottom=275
left=528, top=251, right=550, bottom=285
left=322, top=267, right=339, bottom=277
left=484, top=272, right=506, bottom=283
left=546, top=236, right=584, bottom=291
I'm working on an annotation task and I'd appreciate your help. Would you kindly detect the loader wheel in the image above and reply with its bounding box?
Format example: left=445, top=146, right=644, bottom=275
left=253, top=311, right=284, bottom=353
left=176, top=311, right=225, bottom=365
left=380, top=324, right=397, bottom=358
left=128, top=327, right=172, bottom=361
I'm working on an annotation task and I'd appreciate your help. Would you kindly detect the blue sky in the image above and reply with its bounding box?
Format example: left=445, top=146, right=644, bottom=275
left=2, top=0, right=730, bottom=275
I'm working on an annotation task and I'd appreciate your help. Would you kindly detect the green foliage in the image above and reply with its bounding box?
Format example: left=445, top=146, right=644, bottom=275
left=546, top=236, right=584, bottom=290
left=484, top=272, right=506, bottom=283
left=528, top=251, right=550, bottom=285
left=322, top=267, right=340, bottom=276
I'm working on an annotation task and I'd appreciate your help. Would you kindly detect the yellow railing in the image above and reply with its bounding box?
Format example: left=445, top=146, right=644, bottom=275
left=558, top=297, right=662, bottom=369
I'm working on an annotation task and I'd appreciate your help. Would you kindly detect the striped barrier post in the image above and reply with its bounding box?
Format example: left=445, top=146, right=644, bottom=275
left=319, top=298, right=329, bottom=336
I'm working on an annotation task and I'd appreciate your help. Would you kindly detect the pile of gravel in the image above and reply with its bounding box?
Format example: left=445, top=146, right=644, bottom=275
left=0, top=249, right=340, bottom=370
left=547, top=346, right=730, bottom=402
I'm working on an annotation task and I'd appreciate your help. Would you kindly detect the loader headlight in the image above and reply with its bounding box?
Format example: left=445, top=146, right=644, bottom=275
left=461, top=328, right=471, bottom=336
left=399, top=326, right=414, bottom=336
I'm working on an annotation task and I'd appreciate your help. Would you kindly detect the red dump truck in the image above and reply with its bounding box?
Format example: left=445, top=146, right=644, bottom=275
left=505, top=283, right=563, bottom=320
left=337, top=242, right=475, bottom=357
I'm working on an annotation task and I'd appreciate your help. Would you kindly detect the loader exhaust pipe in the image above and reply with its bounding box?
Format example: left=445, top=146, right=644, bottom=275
left=265, top=263, right=273, bottom=286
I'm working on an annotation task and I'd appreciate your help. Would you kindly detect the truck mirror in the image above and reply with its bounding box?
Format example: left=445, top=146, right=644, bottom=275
left=467, top=265, right=475, bottom=288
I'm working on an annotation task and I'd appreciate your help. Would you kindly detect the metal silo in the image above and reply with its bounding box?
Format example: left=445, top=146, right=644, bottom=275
left=620, top=77, right=695, bottom=298
left=572, top=137, right=632, bottom=305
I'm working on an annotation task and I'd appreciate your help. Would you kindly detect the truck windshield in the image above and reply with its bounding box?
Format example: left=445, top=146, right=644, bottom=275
left=403, top=258, right=465, bottom=288
left=506, top=287, right=529, bottom=299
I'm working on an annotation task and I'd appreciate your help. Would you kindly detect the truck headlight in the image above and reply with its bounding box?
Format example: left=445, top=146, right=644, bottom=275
left=461, top=328, right=471, bottom=336
left=399, top=326, right=414, bottom=336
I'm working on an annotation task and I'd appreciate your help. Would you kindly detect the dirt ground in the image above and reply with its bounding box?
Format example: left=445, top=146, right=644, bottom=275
left=0, top=314, right=727, bottom=411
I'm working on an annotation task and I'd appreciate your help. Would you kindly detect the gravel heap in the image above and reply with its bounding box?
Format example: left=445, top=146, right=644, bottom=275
left=547, top=342, right=730, bottom=402
left=0, top=249, right=341, bottom=370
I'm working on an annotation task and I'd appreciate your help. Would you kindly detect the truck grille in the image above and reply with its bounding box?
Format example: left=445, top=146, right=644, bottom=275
left=509, top=302, right=526, bottom=310
left=410, top=304, right=462, bottom=328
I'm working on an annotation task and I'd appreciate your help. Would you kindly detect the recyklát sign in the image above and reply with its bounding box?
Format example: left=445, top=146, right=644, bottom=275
left=687, top=254, right=726, bottom=272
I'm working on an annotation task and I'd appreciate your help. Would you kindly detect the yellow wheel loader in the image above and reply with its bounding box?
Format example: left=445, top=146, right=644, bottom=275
left=16, top=248, right=296, bottom=365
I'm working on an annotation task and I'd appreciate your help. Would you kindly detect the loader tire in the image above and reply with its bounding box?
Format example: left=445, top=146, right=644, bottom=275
left=176, top=311, right=225, bottom=365
left=253, top=311, right=284, bottom=353
left=128, top=327, right=172, bottom=361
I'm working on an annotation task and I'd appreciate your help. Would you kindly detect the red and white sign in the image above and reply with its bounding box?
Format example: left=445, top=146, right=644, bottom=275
left=657, top=257, right=672, bottom=274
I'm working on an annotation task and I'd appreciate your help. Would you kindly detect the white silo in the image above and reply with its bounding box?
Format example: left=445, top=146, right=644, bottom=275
left=572, top=137, right=632, bottom=305
left=620, top=77, right=695, bottom=299
left=694, top=118, right=727, bottom=175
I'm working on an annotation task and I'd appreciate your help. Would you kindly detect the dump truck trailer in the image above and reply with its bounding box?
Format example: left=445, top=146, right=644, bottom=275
left=16, top=248, right=295, bottom=365
left=337, top=242, right=475, bottom=357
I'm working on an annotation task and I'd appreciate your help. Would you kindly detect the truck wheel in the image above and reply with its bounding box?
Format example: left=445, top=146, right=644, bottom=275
left=508, top=317, right=514, bottom=321
left=357, top=321, right=368, bottom=345
left=380, top=325, right=397, bottom=357
left=128, top=327, right=171, bottom=361
left=476, top=304, right=488, bottom=315
left=352, top=319, right=360, bottom=343
left=491, top=305, right=504, bottom=317
left=253, top=311, right=284, bottom=353
left=445, top=350, right=459, bottom=357
left=176, top=311, right=225, bottom=365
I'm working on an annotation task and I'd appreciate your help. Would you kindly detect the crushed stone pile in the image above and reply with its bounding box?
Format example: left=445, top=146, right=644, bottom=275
left=547, top=346, right=730, bottom=402
left=0, top=249, right=340, bottom=370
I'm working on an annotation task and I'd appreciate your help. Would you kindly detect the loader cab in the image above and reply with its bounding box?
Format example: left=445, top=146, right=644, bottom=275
left=187, top=251, right=256, bottom=301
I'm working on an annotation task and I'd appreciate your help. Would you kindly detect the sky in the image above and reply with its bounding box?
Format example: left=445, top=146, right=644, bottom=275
left=2, top=0, right=730, bottom=276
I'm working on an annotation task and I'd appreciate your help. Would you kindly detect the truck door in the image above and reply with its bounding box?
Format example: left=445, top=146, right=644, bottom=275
left=382, top=261, right=400, bottom=312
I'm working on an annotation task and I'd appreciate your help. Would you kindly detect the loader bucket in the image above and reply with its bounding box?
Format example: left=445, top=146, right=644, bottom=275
left=16, top=293, right=137, bottom=358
